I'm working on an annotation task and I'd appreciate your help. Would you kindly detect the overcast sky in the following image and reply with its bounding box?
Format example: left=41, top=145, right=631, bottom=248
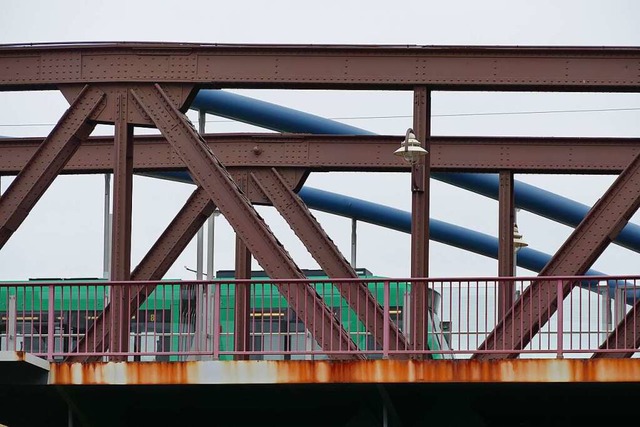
left=0, top=0, right=639, bottom=281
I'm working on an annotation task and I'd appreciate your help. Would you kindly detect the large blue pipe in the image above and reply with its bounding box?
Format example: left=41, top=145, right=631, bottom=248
left=192, top=89, right=376, bottom=136
left=191, top=89, right=640, bottom=254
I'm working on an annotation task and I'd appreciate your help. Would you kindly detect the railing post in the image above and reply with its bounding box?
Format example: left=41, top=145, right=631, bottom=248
left=556, top=279, right=564, bottom=359
left=7, top=294, right=16, bottom=351
left=47, top=285, right=55, bottom=361
left=383, top=281, right=390, bottom=359
left=213, top=283, right=221, bottom=360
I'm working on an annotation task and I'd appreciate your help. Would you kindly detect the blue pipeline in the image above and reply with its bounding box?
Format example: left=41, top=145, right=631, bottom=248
left=191, top=89, right=640, bottom=253
left=191, top=89, right=376, bottom=135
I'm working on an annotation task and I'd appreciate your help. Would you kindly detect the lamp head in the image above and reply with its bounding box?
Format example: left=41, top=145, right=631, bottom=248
left=394, top=128, right=428, bottom=164
left=513, top=223, right=528, bottom=249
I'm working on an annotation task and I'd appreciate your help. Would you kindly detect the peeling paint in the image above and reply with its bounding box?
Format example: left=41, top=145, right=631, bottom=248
left=47, top=359, right=640, bottom=385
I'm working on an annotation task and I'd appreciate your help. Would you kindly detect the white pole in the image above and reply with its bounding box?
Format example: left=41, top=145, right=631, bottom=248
left=207, top=212, right=216, bottom=281
left=197, top=110, right=206, bottom=282
left=351, top=218, right=357, bottom=268
left=193, top=110, right=206, bottom=359
left=103, top=174, right=112, bottom=280
left=196, top=228, right=204, bottom=281
left=206, top=210, right=220, bottom=354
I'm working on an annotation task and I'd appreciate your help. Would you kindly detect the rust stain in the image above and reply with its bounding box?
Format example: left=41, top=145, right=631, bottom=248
left=48, top=359, right=640, bottom=385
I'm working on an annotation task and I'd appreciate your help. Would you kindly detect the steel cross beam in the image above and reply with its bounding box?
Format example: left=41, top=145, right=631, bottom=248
left=251, top=168, right=408, bottom=352
left=130, top=84, right=361, bottom=358
left=2, top=135, right=639, bottom=174
left=474, top=152, right=640, bottom=360
left=68, top=186, right=216, bottom=361
left=0, top=43, right=639, bottom=91
left=0, top=85, right=104, bottom=249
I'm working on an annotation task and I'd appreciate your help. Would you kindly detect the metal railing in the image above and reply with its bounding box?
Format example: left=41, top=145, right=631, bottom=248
left=0, top=275, right=639, bottom=361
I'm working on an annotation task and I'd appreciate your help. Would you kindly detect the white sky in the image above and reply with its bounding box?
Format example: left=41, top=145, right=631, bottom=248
left=0, top=0, right=639, bottom=281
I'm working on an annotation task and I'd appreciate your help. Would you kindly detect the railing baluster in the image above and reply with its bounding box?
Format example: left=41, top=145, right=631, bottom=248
left=47, top=285, right=54, bottom=361
left=213, top=282, right=220, bottom=361
left=383, top=280, right=390, bottom=359
left=557, top=279, right=564, bottom=359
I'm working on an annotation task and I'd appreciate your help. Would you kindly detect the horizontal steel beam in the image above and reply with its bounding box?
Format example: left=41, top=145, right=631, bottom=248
left=0, top=43, right=639, bottom=91
left=1, top=134, right=638, bottom=174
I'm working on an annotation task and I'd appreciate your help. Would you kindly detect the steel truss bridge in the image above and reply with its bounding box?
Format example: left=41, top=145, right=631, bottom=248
left=1, top=42, right=640, bottom=426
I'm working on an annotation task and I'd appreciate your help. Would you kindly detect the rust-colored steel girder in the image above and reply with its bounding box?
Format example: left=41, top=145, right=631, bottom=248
left=0, top=43, right=639, bottom=91
left=2, top=135, right=639, bottom=175
left=69, top=186, right=217, bottom=362
left=234, top=235, right=252, bottom=360
left=233, top=173, right=252, bottom=360
left=474, top=151, right=640, bottom=360
left=409, top=87, right=431, bottom=354
left=0, top=85, right=104, bottom=249
left=251, top=168, right=408, bottom=352
left=130, top=84, right=361, bottom=358
left=497, top=171, right=515, bottom=319
left=109, top=93, right=134, bottom=360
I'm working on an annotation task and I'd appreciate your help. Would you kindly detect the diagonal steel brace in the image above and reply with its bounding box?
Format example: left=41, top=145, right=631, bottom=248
left=0, top=85, right=104, bottom=249
left=130, top=84, right=361, bottom=358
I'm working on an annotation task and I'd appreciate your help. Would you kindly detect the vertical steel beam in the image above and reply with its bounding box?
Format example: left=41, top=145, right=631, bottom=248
left=103, top=174, right=112, bottom=279
left=234, top=175, right=252, bottom=360
left=252, top=168, right=408, bottom=351
left=475, top=152, right=640, bottom=360
left=234, top=236, right=252, bottom=359
left=410, top=87, right=431, bottom=353
left=497, top=171, right=515, bottom=319
left=109, top=93, right=134, bottom=360
left=130, top=84, right=360, bottom=358
left=0, top=85, right=103, bottom=249
left=68, top=186, right=216, bottom=361
left=351, top=218, right=357, bottom=268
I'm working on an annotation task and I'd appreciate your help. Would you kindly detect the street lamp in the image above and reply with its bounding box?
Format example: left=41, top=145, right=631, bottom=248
left=513, top=221, right=528, bottom=300
left=513, top=223, right=528, bottom=252
left=394, top=128, right=429, bottom=164
left=513, top=223, right=528, bottom=271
